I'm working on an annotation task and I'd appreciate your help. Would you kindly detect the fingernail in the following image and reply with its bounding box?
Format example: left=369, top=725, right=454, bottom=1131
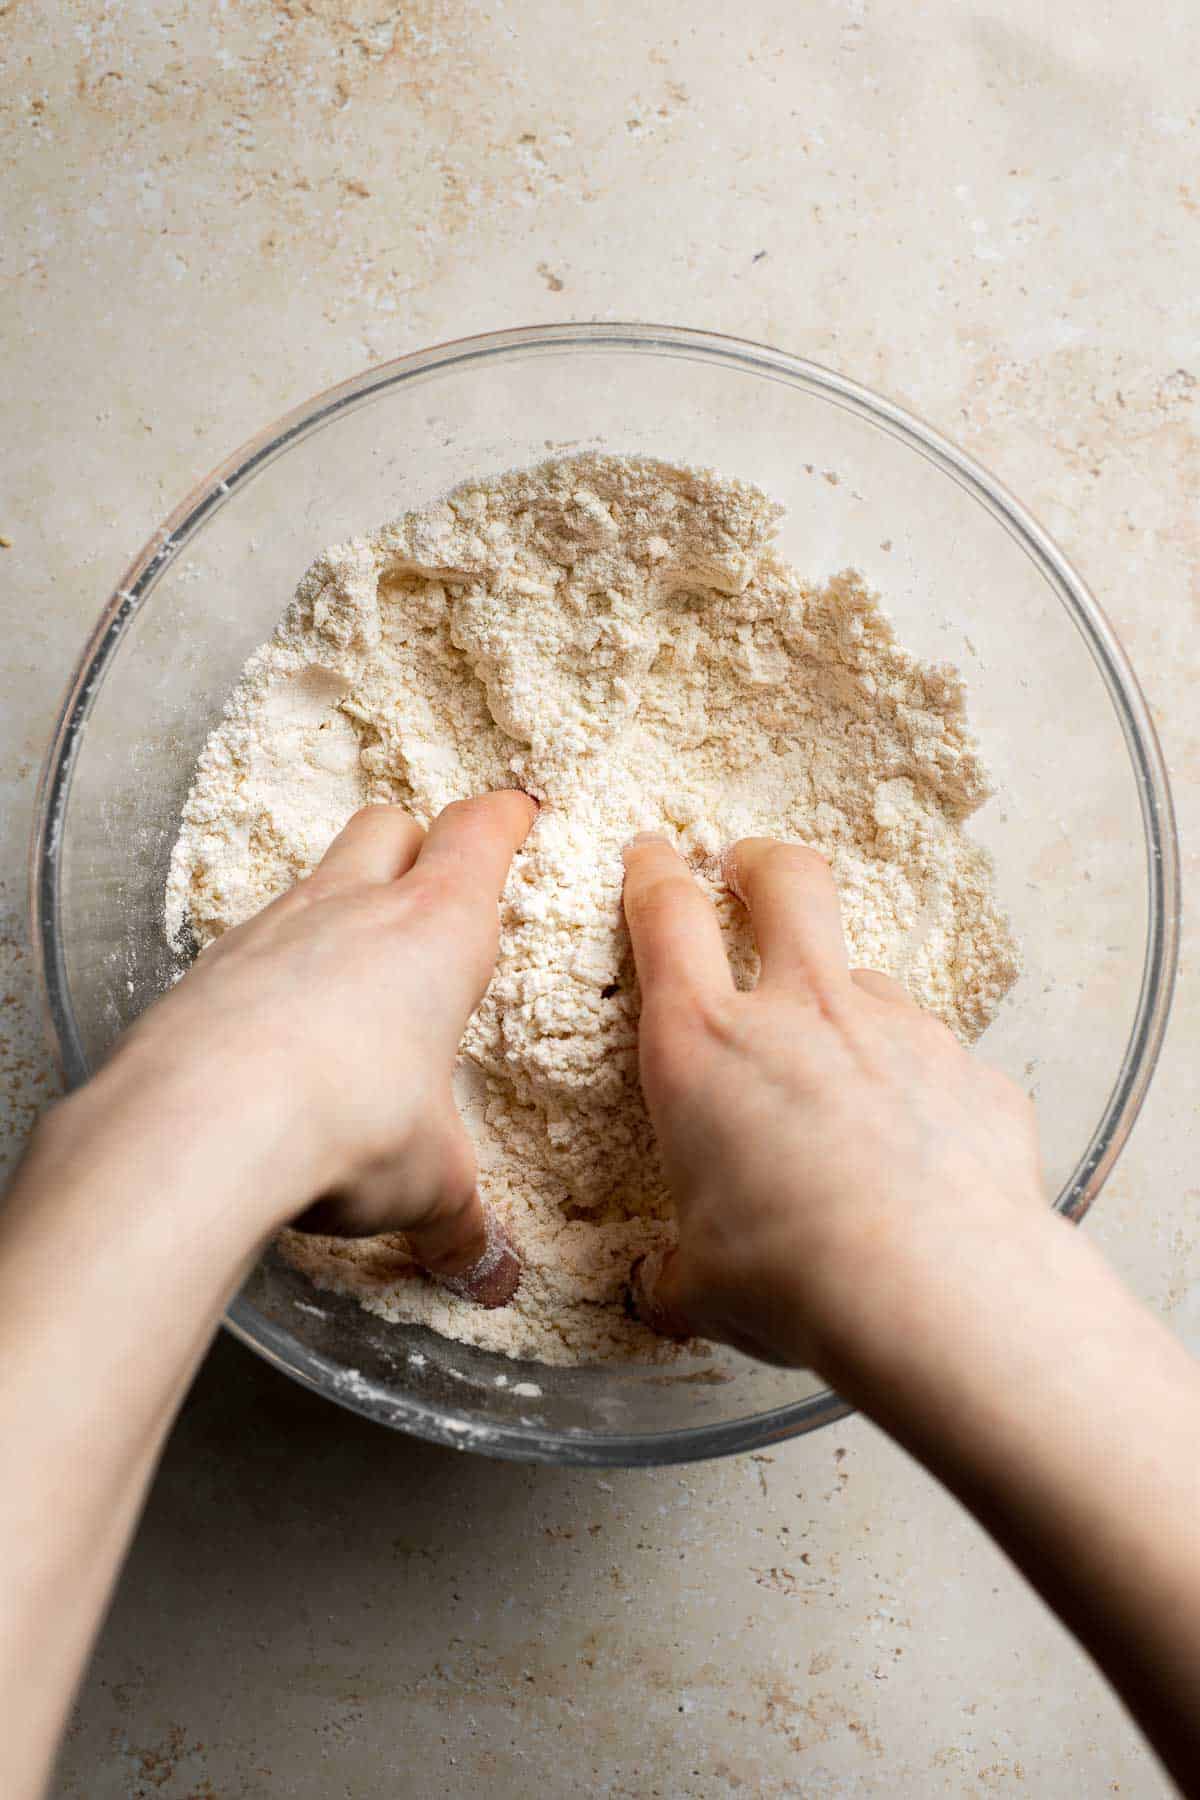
left=625, top=1252, right=655, bottom=1322
left=625, top=1247, right=689, bottom=1339
left=433, top=1202, right=521, bottom=1309
left=497, top=786, right=541, bottom=819
left=622, top=831, right=670, bottom=860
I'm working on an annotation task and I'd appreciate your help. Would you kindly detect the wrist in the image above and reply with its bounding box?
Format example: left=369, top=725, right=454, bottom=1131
left=36, top=1040, right=327, bottom=1238
left=804, top=1195, right=1062, bottom=1410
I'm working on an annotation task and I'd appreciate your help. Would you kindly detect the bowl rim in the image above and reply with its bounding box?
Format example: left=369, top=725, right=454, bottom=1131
left=30, top=320, right=1180, bottom=1465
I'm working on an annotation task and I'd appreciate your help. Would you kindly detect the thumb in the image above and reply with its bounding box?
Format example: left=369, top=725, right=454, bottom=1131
left=296, top=1110, right=521, bottom=1309
left=409, top=1195, right=521, bottom=1310
left=628, top=1246, right=700, bottom=1341
left=397, top=1111, right=523, bottom=1310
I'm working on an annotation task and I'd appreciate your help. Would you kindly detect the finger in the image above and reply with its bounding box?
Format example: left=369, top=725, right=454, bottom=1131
left=621, top=835, right=733, bottom=1007
left=627, top=1247, right=697, bottom=1341
left=628, top=1250, right=804, bottom=1363
left=313, top=805, right=425, bottom=888
left=412, top=1196, right=522, bottom=1309
left=724, top=838, right=849, bottom=996
left=295, top=1116, right=521, bottom=1308
left=851, top=968, right=913, bottom=1006
left=414, top=790, right=538, bottom=901
left=296, top=1193, right=521, bottom=1308
left=396, top=1114, right=521, bottom=1307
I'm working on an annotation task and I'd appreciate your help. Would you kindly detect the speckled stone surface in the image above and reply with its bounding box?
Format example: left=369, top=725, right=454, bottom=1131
left=2, top=2, right=1196, bottom=1794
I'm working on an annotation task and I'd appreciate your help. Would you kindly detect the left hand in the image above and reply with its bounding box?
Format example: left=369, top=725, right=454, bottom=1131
left=101, top=792, right=538, bottom=1304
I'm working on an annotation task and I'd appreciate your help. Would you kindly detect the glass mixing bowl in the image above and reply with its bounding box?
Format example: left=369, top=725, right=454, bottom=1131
left=31, top=324, right=1178, bottom=1465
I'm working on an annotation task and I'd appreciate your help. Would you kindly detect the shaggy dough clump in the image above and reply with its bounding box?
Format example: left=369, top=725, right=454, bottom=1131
left=167, top=455, right=1019, bottom=1364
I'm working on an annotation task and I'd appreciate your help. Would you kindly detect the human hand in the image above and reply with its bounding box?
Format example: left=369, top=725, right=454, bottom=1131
left=621, top=835, right=1045, bottom=1373
left=101, top=793, right=538, bottom=1303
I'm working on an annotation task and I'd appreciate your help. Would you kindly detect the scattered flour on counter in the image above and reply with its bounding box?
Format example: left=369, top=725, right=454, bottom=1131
left=166, top=454, right=1019, bottom=1365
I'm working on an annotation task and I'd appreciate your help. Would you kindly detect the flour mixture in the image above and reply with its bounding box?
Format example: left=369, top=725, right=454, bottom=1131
left=166, top=455, right=1019, bottom=1363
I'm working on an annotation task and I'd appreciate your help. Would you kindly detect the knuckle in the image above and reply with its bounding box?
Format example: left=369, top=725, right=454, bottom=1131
left=404, top=870, right=473, bottom=924
left=286, top=871, right=327, bottom=905
left=692, top=991, right=754, bottom=1053
left=639, top=990, right=737, bottom=1094
left=645, top=986, right=727, bottom=1043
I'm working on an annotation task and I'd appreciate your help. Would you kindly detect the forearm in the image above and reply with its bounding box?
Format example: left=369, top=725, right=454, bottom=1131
left=0, top=1061, right=305, bottom=1799
left=823, top=1208, right=1200, bottom=1792
left=0, top=795, right=537, bottom=1798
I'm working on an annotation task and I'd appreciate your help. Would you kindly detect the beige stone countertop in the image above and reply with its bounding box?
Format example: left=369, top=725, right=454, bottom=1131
left=2, top=2, right=1196, bottom=1793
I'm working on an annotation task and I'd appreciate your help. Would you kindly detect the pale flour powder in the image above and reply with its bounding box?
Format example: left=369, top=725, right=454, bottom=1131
left=166, top=455, right=1019, bottom=1364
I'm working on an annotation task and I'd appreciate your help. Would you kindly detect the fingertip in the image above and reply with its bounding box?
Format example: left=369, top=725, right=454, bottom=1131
left=721, top=836, right=847, bottom=992
left=447, top=1233, right=522, bottom=1309
left=473, top=786, right=540, bottom=857
left=627, top=1248, right=694, bottom=1341
left=416, top=789, right=539, bottom=897
left=621, top=834, right=686, bottom=896
left=428, top=1201, right=522, bottom=1309
left=724, top=836, right=830, bottom=889
left=493, top=785, right=540, bottom=832
left=620, top=834, right=731, bottom=1003
left=315, top=804, right=425, bottom=886
left=442, top=787, right=538, bottom=834
left=622, top=830, right=673, bottom=865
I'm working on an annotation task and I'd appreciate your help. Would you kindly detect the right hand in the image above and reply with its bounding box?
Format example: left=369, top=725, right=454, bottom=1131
left=621, top=835, right=1046, bottom=1373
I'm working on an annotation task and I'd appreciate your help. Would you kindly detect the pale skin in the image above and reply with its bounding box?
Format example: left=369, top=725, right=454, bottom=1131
left=0, top=801, right=1197, bottom=1796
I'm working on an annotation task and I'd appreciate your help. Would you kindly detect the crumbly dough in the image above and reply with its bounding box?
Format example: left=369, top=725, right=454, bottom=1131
left=166, top=455, right=1019, bottom=1364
